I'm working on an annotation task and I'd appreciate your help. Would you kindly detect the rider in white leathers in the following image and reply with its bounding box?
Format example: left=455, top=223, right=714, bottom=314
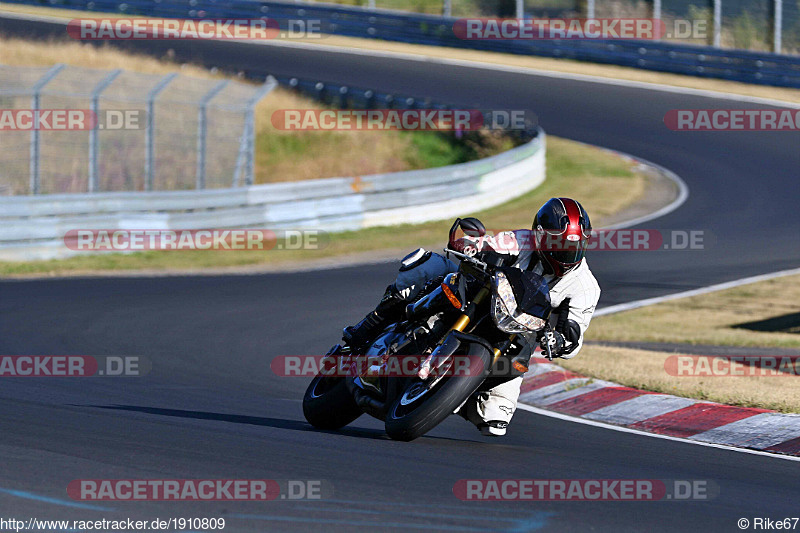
left=343, top=198, right=601, bottom=436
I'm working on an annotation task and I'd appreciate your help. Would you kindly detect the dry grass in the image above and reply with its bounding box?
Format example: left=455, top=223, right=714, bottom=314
left=0, top=34, right=223, bottom=76
left=251, top=91, right=421, bottom=182
left=588, top=274, right=800, bottom=349
left=561, top=344, right=800, bottom=413
left=565, top=273, right=800, bottom=412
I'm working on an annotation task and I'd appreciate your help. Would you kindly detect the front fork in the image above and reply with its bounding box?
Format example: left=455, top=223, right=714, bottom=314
left=418, top=284, right=516, bottom=378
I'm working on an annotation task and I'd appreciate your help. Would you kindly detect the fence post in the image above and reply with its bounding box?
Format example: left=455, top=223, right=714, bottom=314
left=233, top=112, right=250, bottom=188
left=144, top=72, right=177, bottom=191
left=774, top=0, right=783, bottom=53
left=368, top=0, right=375, bottom=9
left=712, top=0, right=721, bottom=47
left=653, top=0, right=661, bottom=22
left=28, top=64, right=65, bottom=195
left=196, top=80, right=229, bottom=190
left=88, top=69, right=122, bottom=193
left=443, top=0, right=451, bottom=18
left=233, top=76, right=277, bottom=187
left=586, top=0, right=595, bottom=19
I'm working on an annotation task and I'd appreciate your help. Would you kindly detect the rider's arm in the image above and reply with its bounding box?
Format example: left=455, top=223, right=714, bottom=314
left=554, top=269, right=601, bottom=359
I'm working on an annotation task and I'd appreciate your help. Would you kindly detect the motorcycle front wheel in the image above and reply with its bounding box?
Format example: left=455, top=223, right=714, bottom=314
left=384, top=343, right=492, bottom=441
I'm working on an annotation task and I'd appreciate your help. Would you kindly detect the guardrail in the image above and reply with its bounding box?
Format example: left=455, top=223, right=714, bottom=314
left=3, top=0, right=800, bottom=88
left=0, top=130, right=545, bottom=260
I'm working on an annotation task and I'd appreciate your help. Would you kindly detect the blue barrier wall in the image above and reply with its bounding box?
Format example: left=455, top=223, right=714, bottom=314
left=5, top=0, right=800, bottom=89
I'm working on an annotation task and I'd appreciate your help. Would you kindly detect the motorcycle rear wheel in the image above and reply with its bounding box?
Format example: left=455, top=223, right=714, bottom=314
left=303, top=375, right=362, bottom=430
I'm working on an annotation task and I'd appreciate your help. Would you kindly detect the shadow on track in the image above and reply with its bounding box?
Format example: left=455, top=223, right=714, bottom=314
left=77, top=404, right=388, bottom=439
left=77, top=404, right=473, bottom=443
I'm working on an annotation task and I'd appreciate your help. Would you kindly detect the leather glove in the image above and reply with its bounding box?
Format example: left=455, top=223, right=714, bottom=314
left=539, top=330, right=566, bottom=358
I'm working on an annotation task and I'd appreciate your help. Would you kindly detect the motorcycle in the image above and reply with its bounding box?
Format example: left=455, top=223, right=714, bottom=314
left=302, top=217, right=554, bottom=441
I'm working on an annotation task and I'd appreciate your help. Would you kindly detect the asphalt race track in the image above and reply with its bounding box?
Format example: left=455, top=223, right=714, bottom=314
left=2, top=16, right=800, bottom=532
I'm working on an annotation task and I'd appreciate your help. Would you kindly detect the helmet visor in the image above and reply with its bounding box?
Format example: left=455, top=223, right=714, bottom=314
left=538, top=215, right=591, bottom=237
left=542, top=237, right=587, bottom=265
left=546, top=247, right=584, bottom=265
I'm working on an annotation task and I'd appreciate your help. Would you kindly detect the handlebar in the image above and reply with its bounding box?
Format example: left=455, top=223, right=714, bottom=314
left=444, top=248, right=489, bottom=271
left=444, top=248, right=496, bottom=276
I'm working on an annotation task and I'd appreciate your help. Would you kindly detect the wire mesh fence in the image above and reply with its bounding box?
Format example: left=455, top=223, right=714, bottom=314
left=0, top=65, right=276, bottom=196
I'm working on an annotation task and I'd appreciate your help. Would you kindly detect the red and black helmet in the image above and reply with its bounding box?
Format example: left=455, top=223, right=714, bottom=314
left=533, top=197, right=592, bottom=277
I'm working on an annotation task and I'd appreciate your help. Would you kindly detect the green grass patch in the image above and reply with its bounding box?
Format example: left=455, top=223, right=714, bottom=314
left=588, top=274, right=800, bottom=349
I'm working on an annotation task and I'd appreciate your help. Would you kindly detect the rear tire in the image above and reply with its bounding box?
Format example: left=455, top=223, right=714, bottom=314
left=385, top=343, right=491, bottom=441
left=303, top=375, right=362, bottom=430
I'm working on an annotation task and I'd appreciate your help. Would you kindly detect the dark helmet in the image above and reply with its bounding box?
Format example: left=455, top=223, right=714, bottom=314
left=533, top=197, right=592, bottom=277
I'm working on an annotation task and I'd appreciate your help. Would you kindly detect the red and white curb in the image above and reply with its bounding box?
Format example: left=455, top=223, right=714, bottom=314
left=518, top=358, right=800, bottom=457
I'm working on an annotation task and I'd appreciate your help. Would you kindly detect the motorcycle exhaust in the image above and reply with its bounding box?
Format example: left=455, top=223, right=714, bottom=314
left=356, top=393, right=385, bottom=413
left=346, top=376, right=388, bottom=420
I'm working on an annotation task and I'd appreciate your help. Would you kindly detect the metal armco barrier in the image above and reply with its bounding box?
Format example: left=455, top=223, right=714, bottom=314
left=0, top=130, right=546, bottom=260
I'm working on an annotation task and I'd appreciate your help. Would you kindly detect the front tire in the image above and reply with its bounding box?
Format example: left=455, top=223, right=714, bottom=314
left=303, top=375, right=362, bottom=430
left=385, top=343, right=492, bottom=441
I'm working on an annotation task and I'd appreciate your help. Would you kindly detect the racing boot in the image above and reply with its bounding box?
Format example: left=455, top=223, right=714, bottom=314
left=342, top=284, right=408, bottom=352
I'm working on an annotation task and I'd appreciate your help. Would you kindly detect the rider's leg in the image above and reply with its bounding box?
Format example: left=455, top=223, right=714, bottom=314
left=460, top=376, right=523, bottom=436
left=343, top=249, right=457, bottom=350
left=342, top=283, right=408, bottom=349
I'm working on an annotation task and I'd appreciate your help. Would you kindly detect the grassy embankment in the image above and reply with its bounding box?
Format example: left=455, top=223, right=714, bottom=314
left=566, top=274, right=800, bottom=413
